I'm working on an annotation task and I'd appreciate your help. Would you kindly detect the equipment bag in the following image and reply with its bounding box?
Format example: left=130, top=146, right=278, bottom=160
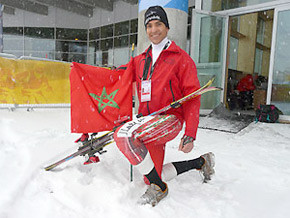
left=255, top=104, right=279, bottom=123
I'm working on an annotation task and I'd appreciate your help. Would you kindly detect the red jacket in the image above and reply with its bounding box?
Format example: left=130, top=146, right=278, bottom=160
left=127, top=41, right=200, bottom=139
left=237, top=74, right=255, bottom=92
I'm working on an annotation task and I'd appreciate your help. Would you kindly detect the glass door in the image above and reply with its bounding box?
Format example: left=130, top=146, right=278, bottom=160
left=191, top=10, right=228, bottom=109
left=268, top=6, right=290, bottom=115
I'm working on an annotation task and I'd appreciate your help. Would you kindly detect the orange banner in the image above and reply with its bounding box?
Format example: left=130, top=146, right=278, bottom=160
left=0, top=57, right=71, bottom=104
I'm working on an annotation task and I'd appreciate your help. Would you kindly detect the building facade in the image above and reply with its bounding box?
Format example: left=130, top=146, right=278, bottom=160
left=0, top=0, right=289, bottom=116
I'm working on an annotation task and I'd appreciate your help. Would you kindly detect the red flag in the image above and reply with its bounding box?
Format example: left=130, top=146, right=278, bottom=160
left=70, top=62, right=133, bottom=133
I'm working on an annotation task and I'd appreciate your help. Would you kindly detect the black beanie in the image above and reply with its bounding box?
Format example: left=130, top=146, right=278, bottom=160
left=144, top=6, right=169, bottom=29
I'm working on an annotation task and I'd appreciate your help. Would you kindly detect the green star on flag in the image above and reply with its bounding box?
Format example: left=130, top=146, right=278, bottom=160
left=89, top=87, right=120, bottom=113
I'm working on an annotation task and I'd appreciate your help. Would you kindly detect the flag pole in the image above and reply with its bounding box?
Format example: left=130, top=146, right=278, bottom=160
left=130, top=43, right=135, bottom=182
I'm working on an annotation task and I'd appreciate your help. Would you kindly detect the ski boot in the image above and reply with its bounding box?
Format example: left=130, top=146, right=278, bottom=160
left=200, top=152, right=215, bottom=183
left=75, top=133, right=89, bottom=143
left=137, top=183, right=168, bottom=207
left=83, top=155, right=100, bottom=165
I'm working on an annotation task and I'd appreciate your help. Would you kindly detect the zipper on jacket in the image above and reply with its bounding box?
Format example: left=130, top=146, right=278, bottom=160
left=169, top=80, right=175, bottom=102
left=147, top=102, right=150, bottom=114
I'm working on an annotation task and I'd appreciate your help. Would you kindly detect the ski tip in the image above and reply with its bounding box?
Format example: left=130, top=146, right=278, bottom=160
left=44, top=165, right=55, bottom=171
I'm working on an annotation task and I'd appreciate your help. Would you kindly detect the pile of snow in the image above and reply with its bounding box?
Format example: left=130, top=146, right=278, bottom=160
left=0, top=109, right=289, bottom=218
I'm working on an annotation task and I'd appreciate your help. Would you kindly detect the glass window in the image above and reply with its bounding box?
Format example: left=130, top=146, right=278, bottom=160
left=24, top=27, right=55, bottom=54
left=130, top=19, right=138, bottom=33
left=24, top=37, right=55, bottom=53
left=254, top=48, right=263, bottom=74
left=55, top=52, right=86, bottom=63
left=3, top=27, right=24, bottom=55
left=229, top=36, right=238, bottom=70
left=102, top=51, right=108, bottom=66
left=100, top=38, right=113, bottom=50
left=56, top=28, right=87, bottom=41
left=95, top=51, right=102, bottom=66
left=68, top=42, right=87, bottom=53
left=114, top=47, right=130, bottom=67
left=256, top=17, right=265, bottom=44
left=89, top=27, right=100, bottom=40
left=3, top=34, right=23, bottom=51
left=199, top=16, right=223, bottom=63
left=192, top=12, right=226, bottom=109
left=68, top=53, right=86, bottom=64
left=56, top=41, right=68, bottom=52
left=24, top=27, right=54, bottom=39
left=115, top=21, right=129, bottom=36
left=55, top=52, right=68, bottom=62
left=271, top=9, right=290, bottom=115
left=101, top=24, right=113, bottom=38
left=89, top=41, right=100, bottom=52
left=203, top=0, right=275, bottom=12
left=3, top=27, right=23, bottom=36
left=56, top=41, right=87, bottom=52
left=130, top=34, right=137, bottom=46
left=114, top=36, right=128, bottom=48
left=55, top=40, right=87, bottom=63
left=87, top=53, right=96, bottom=65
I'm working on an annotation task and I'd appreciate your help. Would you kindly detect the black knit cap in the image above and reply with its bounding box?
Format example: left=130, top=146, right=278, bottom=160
left=144, top=6, right=169, bottom=29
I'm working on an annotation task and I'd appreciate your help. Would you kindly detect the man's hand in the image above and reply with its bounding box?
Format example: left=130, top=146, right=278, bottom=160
left=179, top=135, right=194, bottom=153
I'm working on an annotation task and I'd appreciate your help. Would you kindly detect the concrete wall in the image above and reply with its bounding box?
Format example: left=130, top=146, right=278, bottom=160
left=89, top=0, right=138, bottom=28
left=3, top=6, right=89, bottom=28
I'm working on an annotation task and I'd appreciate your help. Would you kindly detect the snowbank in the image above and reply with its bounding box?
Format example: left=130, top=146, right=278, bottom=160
left=0, top=109, right=289, bottom=218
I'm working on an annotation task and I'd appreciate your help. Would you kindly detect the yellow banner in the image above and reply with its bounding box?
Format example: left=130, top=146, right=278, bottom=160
left=0, top=57, right=71, bottom=104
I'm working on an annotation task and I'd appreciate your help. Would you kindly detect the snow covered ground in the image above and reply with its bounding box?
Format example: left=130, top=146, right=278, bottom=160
left=0, top=108, right=290, bottom=218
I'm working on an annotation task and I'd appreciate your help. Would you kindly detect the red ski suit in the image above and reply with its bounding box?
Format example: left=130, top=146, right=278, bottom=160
left=122, top=41, right=200, bottom=177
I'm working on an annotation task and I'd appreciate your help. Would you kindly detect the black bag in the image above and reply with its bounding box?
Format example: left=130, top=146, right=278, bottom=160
left=255, top=104, right=279, bottom=123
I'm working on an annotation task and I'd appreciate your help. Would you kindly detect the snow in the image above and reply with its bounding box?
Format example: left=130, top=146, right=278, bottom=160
left=1, top=108, right=290, bottom=218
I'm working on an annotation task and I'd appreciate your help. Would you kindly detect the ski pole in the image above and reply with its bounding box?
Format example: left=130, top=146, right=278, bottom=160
left=130, top=43, right=135, bottom=182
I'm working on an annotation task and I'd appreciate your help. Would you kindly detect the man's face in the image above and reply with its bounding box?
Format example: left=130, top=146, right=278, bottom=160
left=146, top=20, right=169, bottom=45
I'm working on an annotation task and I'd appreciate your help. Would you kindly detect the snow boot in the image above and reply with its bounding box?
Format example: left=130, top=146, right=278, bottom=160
left=200, top=152, right=215, bottom=183
left=83, top=156, right=100, bottom=165
left=75, top=133, right=89, bottom=143
left=137, top=183, right=168, bottom=207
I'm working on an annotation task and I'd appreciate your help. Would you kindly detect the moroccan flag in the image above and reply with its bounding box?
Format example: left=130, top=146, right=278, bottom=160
left=70, top=62, right=133, bottom=133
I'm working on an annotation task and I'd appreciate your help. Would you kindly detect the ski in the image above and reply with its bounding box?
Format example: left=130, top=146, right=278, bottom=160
left=44, top=76, right=221, bottom=171
left=148, top=76, right=220, bottom=116
left=44, top=131, right=114, bottom=171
